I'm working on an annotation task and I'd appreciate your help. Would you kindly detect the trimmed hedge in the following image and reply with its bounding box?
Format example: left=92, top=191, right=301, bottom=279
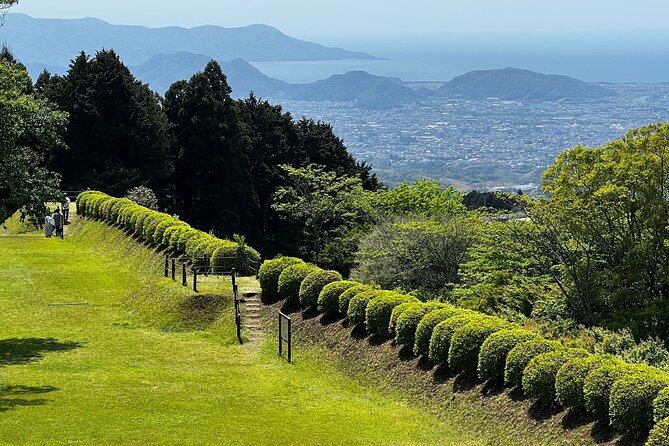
left=505, top=338, right=560, bottom=387
left=583, top=363, right=631, bottom=419
left=522, top=349, right=589, bottom=404
left=429, top=312, right=484, bottom=365
left=258, top=257, right=305, bottom=301
left=648, top=417, right=669, bottom=446
left=278, top=263, right=319, bottom=304
left=339, top=285, right=371, bottom=316
left=366, top=292, right=417, bottom=335
left=77, top=191, right=259, bottom=275
left=555, top=355, right=611, bottom=410
left=655, top=387, right=669, bottom=424
left=389, top=301, right=417, bottom=333
left=299, top=270, right=343, bottom=308
left=395, top=302, right=446, bottom=346
left=348, top=289, right=380, bottom=326
left=610, top=370, right=669, bottom=433
left=318, top=280, right=359, bottom=315
left=448, top=317, right=509, bottom=374
left=478, top=328, right=538, bottom=382
left=414, top=307, right=466, bottom=356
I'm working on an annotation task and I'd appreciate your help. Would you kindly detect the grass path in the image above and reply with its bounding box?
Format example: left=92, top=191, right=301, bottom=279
left=0, top=224, right=483, bottom=445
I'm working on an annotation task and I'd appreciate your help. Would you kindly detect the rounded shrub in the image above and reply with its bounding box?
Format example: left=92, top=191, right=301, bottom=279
left=339, top=285, right=371, bottom=316
left=429, top=312, right=485, bottom=365
left=210, top=240, right=243, bottom=272
left=348, top=289, right=379, bottom=326
left=152, top=218, right=181, bottom=246
left=133, top=211, right=152, bottom=238
left=258, top=257, right=305, bottom=301
left=299, top=270, right=343, bottom=308
left=522, top=349, right=589, bottom=404
left=389, top=301, right=416, bottom=333
left=505, top=338, right=560, bottom=387
left=448, top=317, right=510, bottom=375
left=655, top=387, right=669, bottom=424
left=610, top=369, right=669, bottom=434
left=555, top=354, right=612, bottom=410
left=163, top=224, right=189, bottom=249
left=108, top=198, right=133, bottom=223
left=478, top=328, right=538, bottom=382
left=170, top=226, right=194, bottom=254
left=583, top=362, right=630, bottom=419
left=318, top=280, right=359, bottom=315
left=647, top=416, right=669, bottom=446
left=366, top=292, right=416, bottom=335
left=414, top=307, right=465, bottom=356
left=278, top=263, right=318, bottom=304
left=142, top=213, right=163, bottom=242
left=395, top=301, right=446, bottom=346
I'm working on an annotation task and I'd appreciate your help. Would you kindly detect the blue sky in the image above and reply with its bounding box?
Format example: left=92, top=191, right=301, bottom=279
left=12, top=0, right=669, bottom=44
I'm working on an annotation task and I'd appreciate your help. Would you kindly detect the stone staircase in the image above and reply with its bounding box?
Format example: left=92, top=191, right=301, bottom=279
left=240, top=289, right=263, bottom=341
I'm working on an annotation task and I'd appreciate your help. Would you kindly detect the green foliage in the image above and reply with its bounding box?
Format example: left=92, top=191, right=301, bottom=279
left=258, top=257, right=305, bottom=301
left=347, top=289, right=379, bottom=326
left=505, top=338, right=560, bottom=387
left=654, top=387, right=669, bottom=423
left=414, top=308, right=466, bottom=356
left=365, top=292, right=416, bottom=335
left=610, top=370, right=669, bottom=433
left=318, top=280, right=359, bottom=315
left=277, top=263, right=318, bottom=304
left=299, top=269, right=343, bottom=308
left=448, top=318, right=509, bottom=374
left=522, top=349, right=589, bottom=403
left=478, top=329, right=539, bottom=382
left=126, top=186, right=159, bottom=211
left=389, top=301, right=416, bottom=333
left=583, top=363, right=630, bottom=419
left=555, top=355, right=612, bottom=409
left=352, top=214, right=480, bottom=293
left=647, top=417, right=669, bottom=446
left=395, top=302, right=445, bottom=346
left=429, top=313, right=483, bottom=365
left=339, top=284, right=371, bottom=317
left=371, top=179, right=466, bottom=217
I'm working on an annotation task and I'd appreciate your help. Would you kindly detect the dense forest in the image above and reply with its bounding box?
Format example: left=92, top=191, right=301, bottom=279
left=5, top=46, right=669, bottom=372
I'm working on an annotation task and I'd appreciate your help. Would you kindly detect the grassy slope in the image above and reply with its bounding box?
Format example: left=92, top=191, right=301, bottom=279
left=0, top=219, right=485, bottom=446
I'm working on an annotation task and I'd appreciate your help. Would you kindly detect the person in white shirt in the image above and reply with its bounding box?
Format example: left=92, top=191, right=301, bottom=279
left=44, top=209, right=54, bottom=238
left=63, top=196, right=71, bottom=223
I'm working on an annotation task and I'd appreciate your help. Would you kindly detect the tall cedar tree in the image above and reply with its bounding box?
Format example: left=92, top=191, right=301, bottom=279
left=164, top=61, right=257, bottom=237
left=37, top=50, right=171, bottom=196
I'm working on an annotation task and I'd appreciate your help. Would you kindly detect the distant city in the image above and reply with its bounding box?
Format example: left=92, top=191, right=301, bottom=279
left=268, top=82, right=669, bottom=191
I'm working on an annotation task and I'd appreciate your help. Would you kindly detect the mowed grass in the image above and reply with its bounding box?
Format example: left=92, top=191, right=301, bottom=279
left=0, top=221, right=483, bottom=446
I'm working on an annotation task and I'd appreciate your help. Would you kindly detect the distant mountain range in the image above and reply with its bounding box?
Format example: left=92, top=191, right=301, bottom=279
left=0, top=13, right=376, bottom=66
left=437, top=67, right=615, bottom=101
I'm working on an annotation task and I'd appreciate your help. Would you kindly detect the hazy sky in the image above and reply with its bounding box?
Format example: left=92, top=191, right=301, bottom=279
left=12, top=0, right=669, bottom=44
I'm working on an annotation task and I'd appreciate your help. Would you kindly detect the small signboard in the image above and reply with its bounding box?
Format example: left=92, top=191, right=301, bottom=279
left=278, top=312, right=292, bottom=363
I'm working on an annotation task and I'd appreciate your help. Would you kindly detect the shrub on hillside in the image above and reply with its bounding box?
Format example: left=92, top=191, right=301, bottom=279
left=478, top=329, right=538, bottom=382
left=278, top=263, right=319, bottom=304
left=655, top=387, right=669, bottom=424
left=108, top=198, right=133, bottom=223
left=555, top=355, right=612, bottom=409
left=414, top=307, right=466, bottom=356
left=318, top=280, right=359, bottom=315
left=448, top=317, right=509, bottom=374
left=647, top=417, right=669, bottom=446
left=259, top=257, right=305, bottom=301
left=176, top=228, right=200, bottom=254
left=610, top=369, right=669, bottom=433
left=142, top=213, right=163, bottom=241
left=152, top=218, right=182, bottom=246
left=395, top=302, right=445, bottom=346
left=133, top=211, right=151, bottom=238
left=126, top=186, right=159, bottom=211
left=299, top=270, right=343, bottom=308
left=389, top=301, right=417, bottom=333
left=505, top=338, right=560, bottom=387
left=339, top=285, right=371, bottom=316
left=366, top=292, right=416, bottom=335
left=163, top=224, right=189, bottom=249
left=429, top=313, right=484, bottom=365
left=348, top=289, right=380, bottom=326
left=522, top=349, right=589, bottom=404
left=583, top=363, right=631, bottom=419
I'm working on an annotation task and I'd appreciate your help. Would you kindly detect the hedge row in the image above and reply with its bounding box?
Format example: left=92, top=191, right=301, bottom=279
left=258, top=256, right=669, bottom=439
left=77, top=191, right=260, bottom=275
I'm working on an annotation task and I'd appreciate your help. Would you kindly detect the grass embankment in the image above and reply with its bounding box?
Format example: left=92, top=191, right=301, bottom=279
left=0, top=218, right=484, bottom=445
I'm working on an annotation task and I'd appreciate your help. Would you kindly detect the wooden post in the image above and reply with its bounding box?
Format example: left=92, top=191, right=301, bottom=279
left=171, top=258, right=176, bottom=280
left=182, top=263, right=187, bottom=286
left=164, top=255, right=169, bottom=277
left=193, top=269, right=198, bottom=293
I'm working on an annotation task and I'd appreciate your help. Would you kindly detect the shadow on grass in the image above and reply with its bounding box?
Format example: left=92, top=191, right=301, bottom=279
left=319, top=313, right=342, bottom=326
left=590, top=419, right=618, bottom=444
left=453, top=372, right=479, bottom=392
left=368, top=333, right=391, bottom=346
left=433, top=362, right=457, bottom=384
left=561, top=408, right=592, bottom=431
left=302, top=307, right=320, bottom=320
left=527, top=399, right=563, bottom=421
left=350, top=324, right=367, bottom=340
left=0, top=385, right=58, bottom=412
left=481, top=379, right=506, bottom=397
left=508, top=386, right=527, bottom=402
left=279, top=300, right=302, bottom=315
left=173, top=294, right=225, bottom=330
left=417, top=355, right=434, bottom=372
left=398, top=344, right=415, bottom=361
left=0, top=338, right=81, bottom=367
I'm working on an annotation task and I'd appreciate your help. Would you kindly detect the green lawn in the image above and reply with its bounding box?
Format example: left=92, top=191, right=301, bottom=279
left=0, top=221, right=483, bottom=445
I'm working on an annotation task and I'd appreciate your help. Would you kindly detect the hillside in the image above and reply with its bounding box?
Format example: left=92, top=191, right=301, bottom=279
left=0, top=13, right=376, bottom=66
left=437, top=67, right=616, bottom=101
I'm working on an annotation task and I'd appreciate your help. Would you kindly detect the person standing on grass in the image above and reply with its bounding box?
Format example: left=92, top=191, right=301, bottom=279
left=63, top=196, right=70, bottom=223
left=44, top=208, right=54, bottom=238
left=52, top=208, right=63, bottom=238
